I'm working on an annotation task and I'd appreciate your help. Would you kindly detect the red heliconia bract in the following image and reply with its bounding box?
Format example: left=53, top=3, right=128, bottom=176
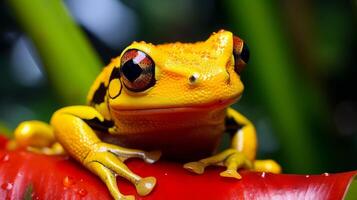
left=0, top=135, right=355, bottom=200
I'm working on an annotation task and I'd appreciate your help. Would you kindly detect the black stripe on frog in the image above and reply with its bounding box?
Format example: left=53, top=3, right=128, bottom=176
left=91, top=83, right=107, bottom=105
left=83, top=117, right=115, bottom=132
left=225, top=116, right=244, bottom=136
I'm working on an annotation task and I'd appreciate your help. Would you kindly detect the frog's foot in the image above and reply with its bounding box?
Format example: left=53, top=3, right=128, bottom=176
left=84, top=142, right=161, bottom=200
left=27, top=142, right=66, bottom=155
left=8, top=141, right=66, bottom=156
left=8, top=120, right=66, bottom=155
left=254, top=159, right=282, bottom=174
left=184, top=149, right=252, bottom=179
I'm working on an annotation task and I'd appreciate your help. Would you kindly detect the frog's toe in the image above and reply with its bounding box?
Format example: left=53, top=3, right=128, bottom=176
left=184, top=149, right=254, bottom=179
left=87, top=161, right=133, bottom=200
left=143, top=150, right=162, bottom=163
left=254, top=159, right=282, bottom=174
left=85, top=144, right=158, bottom=199
left=98, top=143, right=161, bottom=164
left=183, top=161, right=206, bottom=174
left=220, top=169, right=242, bottom=179
left=27, top=142, right=65, bottom=155
left=121, top=195, right=135, bottom=200
left=135, top=176, right=156, bottom=196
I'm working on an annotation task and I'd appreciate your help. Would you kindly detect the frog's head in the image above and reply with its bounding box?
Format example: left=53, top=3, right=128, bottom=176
left=107, top=30, right=249, bottom=112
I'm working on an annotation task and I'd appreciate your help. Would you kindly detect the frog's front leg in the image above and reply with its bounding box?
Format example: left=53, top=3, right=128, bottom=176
left=51, top=106, right=161, bottom=200
left=184, top=107, right=281, bottom=179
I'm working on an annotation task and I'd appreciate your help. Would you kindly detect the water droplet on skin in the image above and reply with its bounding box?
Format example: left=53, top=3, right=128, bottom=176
left=305, top=175, right=310, bottom=178
left=63, top=176, right=76, bottom=187
left=261, top=172, right=266, bottom=178
left=145, top=182, right=153, bottom=188
left=323, top=172, right=329, bottom=176
left=77, top=188, right=87, bottom=197
left=1, top=183, right=13, bottom=190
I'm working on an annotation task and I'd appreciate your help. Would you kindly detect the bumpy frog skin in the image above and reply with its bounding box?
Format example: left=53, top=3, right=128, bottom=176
left=11, top=30, right=281, bottom=200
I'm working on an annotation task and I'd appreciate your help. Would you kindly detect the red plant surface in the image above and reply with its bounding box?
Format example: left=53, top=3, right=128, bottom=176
left=0, top=135, right=355, bottom=200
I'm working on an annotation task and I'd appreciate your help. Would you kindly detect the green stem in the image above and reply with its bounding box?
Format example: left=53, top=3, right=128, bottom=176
left=7, top=0, right=102, bottom=104
left=225, top=0, right=323, bottom=172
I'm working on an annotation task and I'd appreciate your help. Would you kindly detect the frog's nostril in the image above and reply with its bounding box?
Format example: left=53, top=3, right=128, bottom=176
left=188, top=73, right=199, bottom=85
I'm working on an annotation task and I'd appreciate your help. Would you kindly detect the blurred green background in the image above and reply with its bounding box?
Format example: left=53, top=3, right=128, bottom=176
left=0, top=0, right=356, bottom=174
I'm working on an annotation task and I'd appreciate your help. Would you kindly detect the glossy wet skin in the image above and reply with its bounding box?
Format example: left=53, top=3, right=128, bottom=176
left=103, top=30, right=244, bottom=112
left=84, top=30, right=248, bottom=159
left=101, top=33, right=242, bottom=161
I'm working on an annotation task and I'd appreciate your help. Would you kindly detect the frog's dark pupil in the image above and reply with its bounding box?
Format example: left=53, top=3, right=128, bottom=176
left=240, top=43, right=250, bottom=63
left=121, top=60, right=143, bottom=82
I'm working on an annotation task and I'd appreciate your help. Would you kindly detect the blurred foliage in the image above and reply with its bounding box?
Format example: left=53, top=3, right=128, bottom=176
left=7, top=0, right=102, bottom=105
left=226, top=0, right=323, bottom=172
left=0, top=0, right=356, bottom=174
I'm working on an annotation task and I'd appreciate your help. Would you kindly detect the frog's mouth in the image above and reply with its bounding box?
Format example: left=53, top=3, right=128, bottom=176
left=110, top=97, right=239, bottom=115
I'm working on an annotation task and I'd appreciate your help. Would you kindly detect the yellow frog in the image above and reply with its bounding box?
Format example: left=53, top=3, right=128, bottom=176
left=11, top=30, right=281, bottom=200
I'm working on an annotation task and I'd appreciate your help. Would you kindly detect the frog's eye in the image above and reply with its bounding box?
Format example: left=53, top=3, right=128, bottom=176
left=233, top=36, right=250, bottom=74
left=120, top=49, right=155, bottom=92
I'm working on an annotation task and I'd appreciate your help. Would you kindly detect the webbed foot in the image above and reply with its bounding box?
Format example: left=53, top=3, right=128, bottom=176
left=27, top=142, right=66, bottom=155
left=184, top=149, right=251, bottom=179
left=8, top=120, right=65, bottom=155
left=84, top=142, right=161, bottom=200
left=184, top=148, right=280, bottom=179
